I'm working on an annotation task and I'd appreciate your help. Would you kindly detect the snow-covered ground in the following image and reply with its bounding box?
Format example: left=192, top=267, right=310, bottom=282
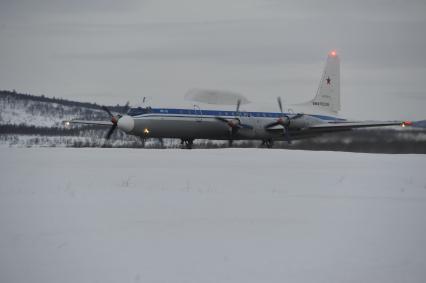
left=1, top=148, right=425, bottom=283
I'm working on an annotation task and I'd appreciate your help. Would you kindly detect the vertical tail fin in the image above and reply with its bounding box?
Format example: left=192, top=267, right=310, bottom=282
left=310, top=51, right=340, bottom=113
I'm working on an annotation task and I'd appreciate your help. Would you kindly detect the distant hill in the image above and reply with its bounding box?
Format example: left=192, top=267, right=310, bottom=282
left=0, top=90, right=128, bottom=127
left=0, top=90, right=140, bottom=146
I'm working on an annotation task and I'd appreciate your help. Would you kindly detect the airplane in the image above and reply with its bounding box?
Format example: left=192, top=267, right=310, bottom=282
left=65, top=51, right=412, bottom=149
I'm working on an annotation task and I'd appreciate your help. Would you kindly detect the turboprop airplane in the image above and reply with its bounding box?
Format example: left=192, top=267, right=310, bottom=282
left=65, top=51, right=412, bottom=148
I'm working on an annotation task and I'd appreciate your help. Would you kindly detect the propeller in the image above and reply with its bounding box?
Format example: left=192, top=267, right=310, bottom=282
left=214, top=99, right=252, bottom=145
left=102, top=101, right=130, bottom=140
left=264, top=97, right=303, bottom=144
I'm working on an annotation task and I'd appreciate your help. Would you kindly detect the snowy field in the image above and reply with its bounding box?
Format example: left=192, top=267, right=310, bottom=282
left=1, top=148, right=426, bottom=283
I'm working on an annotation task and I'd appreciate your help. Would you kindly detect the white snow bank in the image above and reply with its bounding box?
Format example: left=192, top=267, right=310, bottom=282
left=0, top=148, right=425, bottom=283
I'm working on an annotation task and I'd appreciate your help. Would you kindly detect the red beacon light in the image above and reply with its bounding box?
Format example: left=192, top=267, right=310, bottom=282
left=330, top=50, right=337, bottom=57
left=401, top=121, right=413, bottom=127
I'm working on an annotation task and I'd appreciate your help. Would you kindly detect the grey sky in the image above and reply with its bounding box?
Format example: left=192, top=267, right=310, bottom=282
left=1, top=0, right=425, bottom=120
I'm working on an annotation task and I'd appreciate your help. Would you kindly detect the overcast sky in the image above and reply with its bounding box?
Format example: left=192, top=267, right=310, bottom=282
left=1, top=0, right=425, bottom=120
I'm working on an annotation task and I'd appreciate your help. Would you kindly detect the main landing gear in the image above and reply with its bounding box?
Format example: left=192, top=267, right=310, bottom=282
left=181, top=138, right=194, bottom=149
left=261, top=139, right=274, bottom=148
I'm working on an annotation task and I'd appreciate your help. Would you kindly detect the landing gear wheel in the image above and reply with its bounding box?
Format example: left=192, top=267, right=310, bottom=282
left=181, top=138, right=194, bottom=149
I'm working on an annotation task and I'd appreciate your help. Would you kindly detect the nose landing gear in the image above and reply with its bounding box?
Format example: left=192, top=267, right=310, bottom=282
left=181, top=138, right=194, bottom=149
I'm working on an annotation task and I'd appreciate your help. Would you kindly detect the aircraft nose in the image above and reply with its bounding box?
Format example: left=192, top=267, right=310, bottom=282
left=117, top=115, right=134, bottom=133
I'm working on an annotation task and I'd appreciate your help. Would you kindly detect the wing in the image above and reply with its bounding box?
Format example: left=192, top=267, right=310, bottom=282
left=64, top=120, right=113, bottom=126
left=305, top=120, right=408, bottom=133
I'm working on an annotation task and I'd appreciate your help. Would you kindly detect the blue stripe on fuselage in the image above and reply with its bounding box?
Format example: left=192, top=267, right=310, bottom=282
left=127, top=108, right=345, bottom=121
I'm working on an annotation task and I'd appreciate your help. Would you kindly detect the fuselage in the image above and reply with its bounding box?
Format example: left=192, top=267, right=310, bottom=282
left=67, top=52, right=408, bottom=145
left=120, top=106, right=346, bottom=140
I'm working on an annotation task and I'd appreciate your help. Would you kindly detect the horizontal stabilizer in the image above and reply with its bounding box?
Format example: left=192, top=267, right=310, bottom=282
left=306, top=121, right=405, bottom=132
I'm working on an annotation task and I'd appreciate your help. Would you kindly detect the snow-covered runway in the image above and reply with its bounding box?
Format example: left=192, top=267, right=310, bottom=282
left=1, top=148, right=425, bottom=283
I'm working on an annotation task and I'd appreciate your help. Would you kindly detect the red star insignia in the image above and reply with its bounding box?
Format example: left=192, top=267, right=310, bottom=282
left=326, top=77, right=331, bottom=85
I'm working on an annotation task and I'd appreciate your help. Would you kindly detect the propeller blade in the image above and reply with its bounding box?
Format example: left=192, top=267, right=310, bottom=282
left=105, top=124, right=117, bottom=140
left=214, top=117, right=229, bottom=124
left=236, top=99, right=241, bottom=114
left=283, top=127, right=292, bottom=144
left=215, top=117, right=243, bottom=128
left=281, top=113, right=304, bottom=144
left=123, top=101, right=130, bottom=113
left=102, top=106, right=114, bottom=118
left=277, top=97, right=283, bottom=114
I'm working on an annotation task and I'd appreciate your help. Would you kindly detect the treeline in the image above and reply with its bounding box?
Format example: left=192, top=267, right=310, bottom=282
left=0, top=90, right=129, bottom=113
left=289, top=139, right=426, bottom=154
left=0, top=124, right=105, bottom=136
left=284, top=129, right=426, bottom=154
left=1, top=124, right=425, bottom=153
